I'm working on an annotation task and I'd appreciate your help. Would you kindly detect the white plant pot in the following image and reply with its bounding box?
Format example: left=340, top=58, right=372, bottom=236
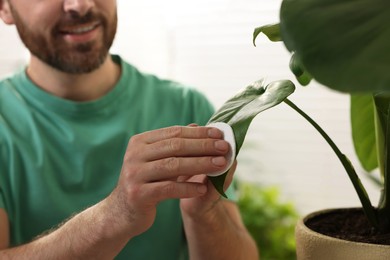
left=295, top=208, right=390, bottom=260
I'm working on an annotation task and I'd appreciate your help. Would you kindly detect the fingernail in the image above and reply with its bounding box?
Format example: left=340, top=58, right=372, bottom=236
left=208, top=128, right=222, bottom=138
left=215, top=140, right=228, bottom=151
left=212, top=156, right=226, bottom=166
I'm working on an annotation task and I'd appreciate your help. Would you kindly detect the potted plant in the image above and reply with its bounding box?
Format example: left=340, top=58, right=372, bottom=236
left=206, top=0, right=390, bottom=259
left=254, top=0, right=390, bottom=259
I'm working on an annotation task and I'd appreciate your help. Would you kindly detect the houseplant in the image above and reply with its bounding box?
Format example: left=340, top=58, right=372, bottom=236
left=252, top=0, right=390, bottom=259
left=206, top=0, right=390, bottom=258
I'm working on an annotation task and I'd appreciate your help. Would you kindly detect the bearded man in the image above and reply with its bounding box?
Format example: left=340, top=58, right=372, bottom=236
left=0, top=0, right=258, bottom=259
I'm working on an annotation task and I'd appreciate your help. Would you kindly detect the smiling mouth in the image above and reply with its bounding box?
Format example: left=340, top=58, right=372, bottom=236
left=60, top=22, right=100, bottom=35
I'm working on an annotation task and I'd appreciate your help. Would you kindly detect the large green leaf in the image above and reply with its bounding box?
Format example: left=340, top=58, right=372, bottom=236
left=208, top=79, right=295, bottom=196
left=373, top=94, right=390, bottom=181
left=375, top=94, right=390, bottom=229
left=280, top=0, right=390, bottom=93
left=350, top=95, right=378, bottom=172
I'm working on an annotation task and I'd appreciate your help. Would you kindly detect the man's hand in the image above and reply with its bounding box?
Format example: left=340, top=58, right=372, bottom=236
left=0, top=125, right=257, bottom=260
left=179, top=160, right=236, bottom=218
left=108, top=125, right=231, bottom=237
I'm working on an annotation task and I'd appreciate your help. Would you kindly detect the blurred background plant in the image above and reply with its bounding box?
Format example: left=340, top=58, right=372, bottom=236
left=237, top=182, right=299, bottom=260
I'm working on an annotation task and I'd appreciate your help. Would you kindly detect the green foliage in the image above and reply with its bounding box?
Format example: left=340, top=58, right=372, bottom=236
left=237, top=182, right=298, bottom=260
left=350, top=95, right=378, bottom=172
left=288, top=54, right=312, bottom=86
left=278, top=0, right=390, bottom=231
left=253, top=22, right=378, bottom=227
left=253, top=23, right=281, bottom=45
left=252, top=0, right=390, bottom=232
left=280, top=0, right=390, bottom=93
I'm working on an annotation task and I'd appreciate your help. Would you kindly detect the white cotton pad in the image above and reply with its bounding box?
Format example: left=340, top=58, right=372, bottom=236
left=206, top=122, right=236, bottom=177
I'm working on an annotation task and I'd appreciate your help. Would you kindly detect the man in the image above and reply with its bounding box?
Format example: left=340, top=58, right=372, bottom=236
left=0, top=0, right=258, bottom=259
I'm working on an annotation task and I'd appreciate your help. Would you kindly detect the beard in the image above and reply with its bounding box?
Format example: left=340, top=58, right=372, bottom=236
left=9, top=5, right=117, bottom=74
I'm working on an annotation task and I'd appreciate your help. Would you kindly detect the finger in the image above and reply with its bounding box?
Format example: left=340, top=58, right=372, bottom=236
left=143, top=181, right=208, bottom=201
left=140, top=125, right=223, bottom=144
left=142, top=156, right=228, bottom=182
left=177, top=173, right=206, bottom=183
left=145, top=138, right=229, bottom=161
left=223, top=160, right=238, bottom=190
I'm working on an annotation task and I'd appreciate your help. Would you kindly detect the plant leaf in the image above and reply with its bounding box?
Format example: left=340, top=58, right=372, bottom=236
left=253, top=23, right=281, bottom=46
left=350, top=95, right=378, bottom=172
left=208, top=79, right=295, bottom=196
left=377, top=96, right=390, bottom=229
left=373, top=94, right=390, bottom=182
left=289, top=53, right=312, bottom=86
left=280, top=0, right=390, bottom=92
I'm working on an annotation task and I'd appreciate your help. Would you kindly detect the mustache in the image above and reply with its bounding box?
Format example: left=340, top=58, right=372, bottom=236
left=54, top=11, right=103, bottom=30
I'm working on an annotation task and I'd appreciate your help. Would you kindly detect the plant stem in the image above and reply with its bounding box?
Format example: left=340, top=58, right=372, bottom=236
left=284, top=98, right=379, bottom=228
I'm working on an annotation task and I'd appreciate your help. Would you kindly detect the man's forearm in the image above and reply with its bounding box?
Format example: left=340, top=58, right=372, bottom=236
left=182, top=200, right=259, bottom=260
left=0, top=198, right=132, bottom=260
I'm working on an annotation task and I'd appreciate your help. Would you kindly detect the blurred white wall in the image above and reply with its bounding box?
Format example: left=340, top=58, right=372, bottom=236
left=0, top=22, right=26, bottom=76
left=0, top=0, right=381, bottom=215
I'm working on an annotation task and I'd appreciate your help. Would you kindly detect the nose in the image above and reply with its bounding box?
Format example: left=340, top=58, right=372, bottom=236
left=63, top=0, right=95, bottom=16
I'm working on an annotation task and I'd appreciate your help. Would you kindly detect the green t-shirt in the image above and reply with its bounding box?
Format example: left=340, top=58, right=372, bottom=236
left=0, top=55, right=229, bottom=259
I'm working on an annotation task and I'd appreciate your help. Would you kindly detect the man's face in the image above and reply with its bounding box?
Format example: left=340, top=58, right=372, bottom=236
left=6, top=0, right=117, bottom=74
